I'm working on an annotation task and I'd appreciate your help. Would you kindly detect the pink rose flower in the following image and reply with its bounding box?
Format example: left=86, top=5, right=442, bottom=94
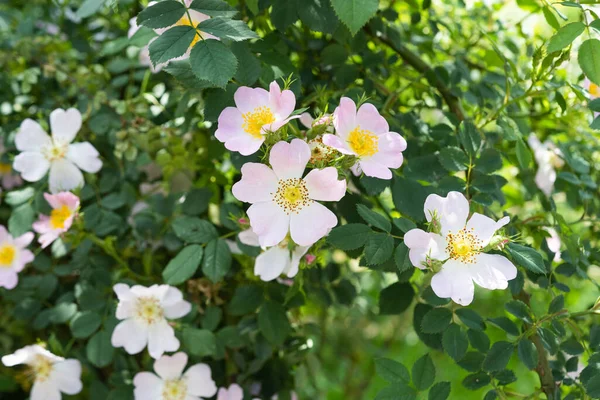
left=0, top=226, right=34, bottom=290
left=33, top=192, right=80, bottom=248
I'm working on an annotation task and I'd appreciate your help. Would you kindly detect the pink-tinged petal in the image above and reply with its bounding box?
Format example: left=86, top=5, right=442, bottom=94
left=111, top=319, right=148, bottom=355
left=147, top=320, right=180, bottom=359
left=50, top=108, right=82, bottom=144
left=424, top=192, right=469, bottom=235
left=333, top=97, right=357, bottom=139
left=356, top=103, right=389, bottom=134
left=404, top=229, right=448, bottom=269
left=217, top=384, right=244, bottom=400
left=49, top=159, right=84, bottom=193
left=215, top=107, right=245, bottom=142
left=247, top=201, right=290, bottom=247
left=265, top=114, right=300, bottom=133
left=431, top=259, right=475, bottom=306
left=369, top=132, right=407, bottom=168
left=466, top=214, right=510, bottom=246
left=269, top=139, right=310, bottom=180
left=15, top=119, right=51, bottom=152
left=154, top=352, right=187, bottom=380
left=0, top=270, right=19, bottom=289
left=13, top=152, right=50, bottom=182
left=0, top=226, right=7, bottom=242
left=51, top=359, right=82, bottom=395
left=358, top=159, right=392, bottom=179
left=14, top=249, right=34, bottom=271
left=255, top=246, right=290, bottom=281
left=269, top=81, right=296, bottom=119
left=14, top=232, right=34, bottom=248
left=67, top=142, right=102, bottom=173
left=133, top=372, right=163, bottom=399
left=33, top=217, right=52, bottom=234
left=299, top=113, right=314, bottom=129
left=38, top=232, right=59, bottom=249
left=224, top=132, right=265, bottom=156
left=184, top=363, right=218, bottom=398
left=31, top=379, right=61, bottom=400
left=234, top=87, right=270, bottom=114
left=290, top=202, right=337, bottom=246
left=322, top=134, right=354, bottom=155
left=232, top=163, right=278, bottom=204
left=285, top=246, right=309, bottom=278
left=238, top=229, right=260, bottom=247
left=303, top=167, right=346, bottom=201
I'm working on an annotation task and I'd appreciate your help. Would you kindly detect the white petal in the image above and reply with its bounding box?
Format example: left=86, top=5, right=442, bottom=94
left=269, top=139, right=310, bottom=180
left=303, top=167, right=346, bottom=202
left=431, top=260, right=475, bottom=306
left=217, top=384, right=244, bottom=400
left=147, top=320, right=180, bottom=359
left=466, top=213, right=510, bottom=246
left=321, top=134, right=354, bottom=155
left=2, top=345, right=50, bottom=366
left=473, top=253, right=517, bottom=285
left=403, top=229, right=448, bottom=269
left=184, top=363, right=218, bottom=398
left=51, top=359, right=83, bottom=395
left=290, top=202, right=337, bottom=246
left=247, top=201, right=290, bottom=247
left=424, top=191, right=469, bottom=235
left=13, top=152, right=50, bottom=182
left=50, top=108, right=82, bottom=144
left=254, top=247, right=291, bottom=281
left=67, top=142, right=102, bottom=173
left=16, top=119, right=52, bottom=151
left=285, top=246, right=309, bottom=278
left=154, top=352, right=187, bottom=380
left=31, top=379, right=61, bottom=400
left=133, top=372, right=164, bottom=400
left=535, top=165, right=555, bottom=197
left=357, top=159, right=392, bottom=179
left=232, top=163, right=278, bottom=204
left=163, top=299, right=192, bottom=320
left=238, top=229, right=260, bottom=247
left=111, top=319, right=148, bottom=355
left=113, top=283, right=133, bottom=301
left=49, top=159, right=84, bottom=193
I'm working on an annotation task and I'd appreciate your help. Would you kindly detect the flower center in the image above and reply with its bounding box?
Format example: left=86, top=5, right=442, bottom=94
left=134, top=296, right=164, bottom=325
left=0, top=244, right=16, bottom=267
left=162, top=379, right=188, bottom=400
left=43, top=142, right=68, bottom=162
left=175, top=16, right=201, bottom=48
left=273, top=178, right=311, bottom=214
left=347, top=126, right=378, bottom=157
left=242, top=106, right=276, bottom=139
left=446, top=228, right=482, bottom=264
left=309, top=137, right=334, bottom=163
left=0, top=163, right=11, bottom=174
left=590, top=83, right=600, bottom=97
left=50, top=205, right=72, bottom=229
left=31, top=355, right=53, bottom=382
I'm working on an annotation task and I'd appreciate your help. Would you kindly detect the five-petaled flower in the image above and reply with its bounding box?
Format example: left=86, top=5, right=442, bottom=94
left=215, top=81, right=297, bottom=155
left=527, top=134, right=564, bottom=197
left=133, top=352, right=217, bottom=400
left=13, top=108, right=102, bottom=193
left=323, top=97, right=407, bottom=179
left=111, top=283, right=192, bottom=359
left=2, top=344, right=82, bottom=400
left=33, top=192, right=80, bottom=249
left=217, top=384, right=244, bottom=400
left=0, top=226, right=34, bottom=290
left=404, top=191, right=517, bottom=306
left=232, top=139, right=346, bottom=247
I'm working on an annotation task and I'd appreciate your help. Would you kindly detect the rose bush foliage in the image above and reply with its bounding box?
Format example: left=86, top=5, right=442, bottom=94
left=0, top=0, right=600, bottom=399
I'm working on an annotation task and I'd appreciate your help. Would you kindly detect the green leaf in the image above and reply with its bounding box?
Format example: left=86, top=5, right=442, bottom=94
left=394, top=242, right=412, bottom=273
left=148, top=26, right=196, bottom=67
left=182, top=328, right=217, bottom=357
left=327, top=223, right=372, bottom=250
left=182, top=188, right=212, bottom=215
left=86, top=330, right=114, bottom=368
left=227, top=284, right=263, bottom=315
left=561, top=337, right=585, bottom=355
left=542, top=6, right=560, bottom=30
left=462, top=372, right=491, bottom=390
left=458, top=120, right=481, bottom=156
left=375, top=358, right=410, bottom=383
left=202, top=239, right=232, bottom=283
left=517, top=339, right=539, bottom=370
left=357, top=204, right=391, bottom=232
left=375, top=383, right=416, bottom=400
left=137, top=1, right=186, bottom=29
left=548, top=295, right=565, bottom=314
left=392, top=177, right=430, bottom=221
left=258, top=301, right=291, bottom=346
left=516, top=139, right=532, bottom=169
left=506, top=243, right=546, bottom=274
left=428, top=382, right=451, bottom=400
left=442, top=324, right=468, bottom=362
left=364, top=233, right=394, bottom=265
left=547, top=22, right=585, bottom=53
left=475, top=148, right=503, bottom=173
left=198, top=18, right=258, bottom=41
left=456, top=309, right=485, bottom=331
left=488, top=316, right=520, bottom=336
left=164, top=60, right=213, bottom=89
left=438, top=147, right=469, bottom=171
left=271, top=0, right=299, bottom=31
left=579, top=39, right=600, bottom=86
left=8, top=203, right=35, bottom=237
left=330, top=0, right=379, bottom=36
left=70, top=311, right=102, bottom=339
left=505, top=300, right=532, bottom=323
left=189, top=0, right=238, bottom=17
left=482, top=341, right=514, bottom=372
left=412, top=353, right=436, bottom=391
left=172, top=217, right=218, bottom=244
left=162, top=245, right=204, bottom=285
left=189, top=39, right=237, bottom=88
left=76, top=0, right=105, bottom=18
left=231, top=42, right=261, bottom=86
left=421, top=308, right=453, bottom=334
left=379, top=282, right=414, bottom=315
left=5, top=187, right=35, bottom=206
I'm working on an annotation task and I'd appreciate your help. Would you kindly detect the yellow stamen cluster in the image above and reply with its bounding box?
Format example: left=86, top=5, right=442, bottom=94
left=308, top=137, right=335, bottom=163
left=242, top=106, right=276, bottom=139
left=31, top=355, right=53, bottom=382
left=50, top=205, right=72, bottom=229
left=446, top=228, right=482, bottom=264
left=347, top=126, right=378, bottom=157
left=162, top=379, right=187, bottom=400
left=175, top=16, right=201, bottom=48
left=134, top=296, right=164, bottom=325
left=43, top=142, right=68, bottom=162
left=590, top=83, right=600, bottom=97
left=0, top=244, right=16, bottom=267
left=273, top=178, right=311, bottom=214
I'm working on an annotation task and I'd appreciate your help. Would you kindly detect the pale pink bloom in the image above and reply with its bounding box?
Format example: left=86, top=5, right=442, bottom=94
left=527, top=134, right=564, bottom=197
left=583, top=77, right=600, bottom=99
left=133, top=352, right=217, bottom=400
left=33, top=192, right=79, bottom=249
left=2, top=345, right=82, bottom=400
left=215, top=82, right=297, bottom=155
left=13, top=108, right=102, bottom=193
left=111, top=283, right=192, bottom=359
left=323, top=97, right=407, bottom=179
left=217, top=384, right=244, bottom=400
left=404, top=191, right=517, bottom=306
left=299, top=112, right=332, bottom=130
left=238, top=229, right=309, bottom=281
left=232, top=139, right=346, bottom=247
left=0, top=226, right=34, bottom=290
